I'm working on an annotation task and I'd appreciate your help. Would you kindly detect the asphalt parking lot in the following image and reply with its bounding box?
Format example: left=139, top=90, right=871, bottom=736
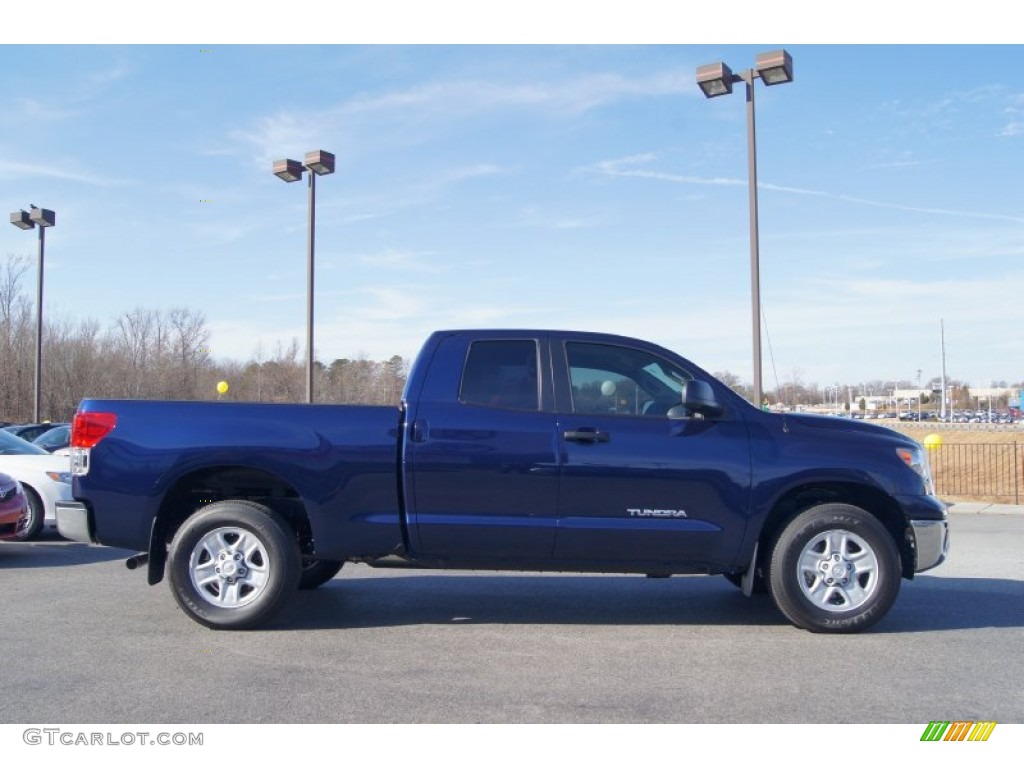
left=2, top=510, right=1022, bottom=724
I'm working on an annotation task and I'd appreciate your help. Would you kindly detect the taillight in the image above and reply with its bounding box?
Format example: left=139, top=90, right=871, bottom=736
left=72, top=412, right=117, bottom=448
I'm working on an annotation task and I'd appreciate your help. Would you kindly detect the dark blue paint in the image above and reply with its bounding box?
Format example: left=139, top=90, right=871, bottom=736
left=74, top=329, right=944, bottom=575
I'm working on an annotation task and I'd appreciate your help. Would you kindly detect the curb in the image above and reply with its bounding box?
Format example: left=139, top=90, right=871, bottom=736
left=947, top=502, right=1024, bottom=515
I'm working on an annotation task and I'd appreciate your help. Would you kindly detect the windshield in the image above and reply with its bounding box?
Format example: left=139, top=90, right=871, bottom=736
left=33, top=425, right=70, bottom=450
left=0, top=429, right=49, bottom=456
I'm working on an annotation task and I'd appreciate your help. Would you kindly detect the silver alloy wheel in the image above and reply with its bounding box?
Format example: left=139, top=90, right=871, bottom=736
left=188, top=526, right=271, bottom=608
left=796, top=528, right=879, bottom=612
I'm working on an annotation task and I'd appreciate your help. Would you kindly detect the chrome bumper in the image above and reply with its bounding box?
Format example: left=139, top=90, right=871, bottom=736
left=911, top=518, right=949, bottom=573
left=56, top=500, right=93, bottom=544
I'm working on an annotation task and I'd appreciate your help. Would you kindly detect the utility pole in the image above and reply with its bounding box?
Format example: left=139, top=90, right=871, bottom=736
left=917, top=369, right=922, bottom=421
left=940, top=319, right=948, bottom=421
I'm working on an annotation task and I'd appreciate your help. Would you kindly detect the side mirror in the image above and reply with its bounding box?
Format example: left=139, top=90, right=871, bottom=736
left=678, top=380, right=724, bottom=420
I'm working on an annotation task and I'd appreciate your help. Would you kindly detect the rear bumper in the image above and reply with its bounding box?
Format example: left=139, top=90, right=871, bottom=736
left=56, top=500, right=93, bottom=544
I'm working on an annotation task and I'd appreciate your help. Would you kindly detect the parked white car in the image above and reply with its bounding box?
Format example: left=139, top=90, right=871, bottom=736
left=0, top=429, right=73, bottom=540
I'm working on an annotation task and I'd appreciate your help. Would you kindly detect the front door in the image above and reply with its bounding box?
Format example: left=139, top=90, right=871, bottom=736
left=553, top=340, right=752, bottom=569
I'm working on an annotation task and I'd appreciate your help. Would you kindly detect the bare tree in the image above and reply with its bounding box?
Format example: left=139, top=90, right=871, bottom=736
left=111, top=307, right=156, bottom=398
left=0, top=256, right=34, bottom=421
left=44, top=316, right=108, bottom=421
left=167, top=307, right=211, bottom=399
left=713, top=370, right=752, bottom=403
left=0, top=265, right=409, bottom=416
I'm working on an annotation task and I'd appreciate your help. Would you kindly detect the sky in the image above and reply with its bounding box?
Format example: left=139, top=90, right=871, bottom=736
left=1, top=6, right=1022, bottom=393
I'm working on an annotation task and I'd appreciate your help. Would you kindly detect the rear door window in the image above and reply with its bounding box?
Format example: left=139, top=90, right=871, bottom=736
left=459, top=340, right=539, bottom=411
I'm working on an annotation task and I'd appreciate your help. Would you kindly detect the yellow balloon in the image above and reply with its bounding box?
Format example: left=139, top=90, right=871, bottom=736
left=216, top=381, right=229, bottom=395
left=923, top=433, right=942, bottom=449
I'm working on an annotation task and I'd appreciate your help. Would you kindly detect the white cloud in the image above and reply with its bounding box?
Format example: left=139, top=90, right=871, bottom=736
left=584, top=154, right=1024, bottom=224
left=232, top=70, right=693, bottom=165
left=14, top=97, right=78, bottom=122
left=356, top=249, right=445, bottom=272
left=0, top=158, right=132, bottom=187
left=230, top=113, right=325, bottom=168
left=343, top=71, right=693, bottom=118
left=510, top=205, right=601, bottom=230
left=435, top=163, right=509, bottom=184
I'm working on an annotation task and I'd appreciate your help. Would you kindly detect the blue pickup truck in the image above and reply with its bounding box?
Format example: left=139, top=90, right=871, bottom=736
left=57, top=329, right=948, bottom=633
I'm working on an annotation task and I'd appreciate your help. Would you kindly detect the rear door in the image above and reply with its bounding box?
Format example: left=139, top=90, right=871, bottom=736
left=552, top=338, right=752, bottom=569
left=405, top=334, right=559, bottom=560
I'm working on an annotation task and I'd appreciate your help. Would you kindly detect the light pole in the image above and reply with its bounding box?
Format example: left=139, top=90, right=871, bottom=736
left=272, top=150, right=335, bottom=404
left=9, top=205, right=56, bottom=423
left=696, top=50, right=793, bottom=409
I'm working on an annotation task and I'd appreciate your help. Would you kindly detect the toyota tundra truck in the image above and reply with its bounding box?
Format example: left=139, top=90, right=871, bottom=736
left=57, top=329, right=949, bottom=633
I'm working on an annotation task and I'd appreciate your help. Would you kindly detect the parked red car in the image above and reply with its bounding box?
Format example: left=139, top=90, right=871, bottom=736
left=0, top=471, right=29, bottom=541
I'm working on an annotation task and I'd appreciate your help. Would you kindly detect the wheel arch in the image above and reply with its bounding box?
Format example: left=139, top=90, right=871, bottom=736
left=759, top=482, right=914, bottom=580
left=19, top=481, right=43, bottom=506
left=148, top=465, right=313, bottom=584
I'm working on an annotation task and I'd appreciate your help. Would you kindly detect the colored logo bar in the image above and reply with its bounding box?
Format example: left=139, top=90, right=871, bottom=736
left=921, top=721, right=997, bottom=741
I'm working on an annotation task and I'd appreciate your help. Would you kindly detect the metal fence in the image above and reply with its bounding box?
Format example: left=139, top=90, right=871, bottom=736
left=927, top=443, right=1022, bottom=504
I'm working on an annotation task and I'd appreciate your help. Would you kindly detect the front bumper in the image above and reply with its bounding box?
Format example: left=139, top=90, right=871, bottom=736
left=56, top=500, right=93, bottom=544
left=0, top=498, right=27, bottom=540
left=895, top=493, right=949, bottom=573
left=910, top=518, right=949, bottom=572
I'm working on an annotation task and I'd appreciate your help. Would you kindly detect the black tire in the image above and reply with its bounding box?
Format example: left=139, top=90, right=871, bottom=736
left=13, top=487, right=45, bottom=541
left=298, top=558, right=344, bottom=590
left=767, top=503, right=901, bottom=633
left=168, top=500, right=301, bottom=630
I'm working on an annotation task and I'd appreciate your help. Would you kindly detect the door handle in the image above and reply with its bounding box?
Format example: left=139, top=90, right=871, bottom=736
left=564, top=428, right=610, bottom=444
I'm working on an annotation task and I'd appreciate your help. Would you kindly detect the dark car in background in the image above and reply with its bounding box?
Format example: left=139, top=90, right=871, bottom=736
left=32, top=424, right=71, bottom=453
left=0, top=471, right=29, bottom=541
left=3, top=423, right=61, bottom=443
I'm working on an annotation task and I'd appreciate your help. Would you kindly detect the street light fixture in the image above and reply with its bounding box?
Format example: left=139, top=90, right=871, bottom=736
left=8, top=205, right=56, bottom=422
left=272, top=149, right=335, bottom=404
left=696, top=49, right=793, bottom=409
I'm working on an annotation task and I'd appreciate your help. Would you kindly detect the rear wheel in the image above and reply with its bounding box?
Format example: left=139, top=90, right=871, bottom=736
left=168, top=500, right=301, bottom=630
left=767, top=503, right=901, bottom=633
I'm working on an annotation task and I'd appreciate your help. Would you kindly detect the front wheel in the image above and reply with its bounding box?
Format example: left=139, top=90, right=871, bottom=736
left=767, top=503, right=901, bottom=633
left=168, top=500, right=301, bottom=630
left=13, top=487, right=44, bottom=541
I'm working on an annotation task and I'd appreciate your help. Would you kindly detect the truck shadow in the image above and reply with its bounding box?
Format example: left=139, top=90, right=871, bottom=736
left=285, top=572, right=786, bottom=630
left=279, top=572, right=1023, bottom=633
left=0, top=534, right=132, bottom=569
left=877, top=575, right=1024, bottom=633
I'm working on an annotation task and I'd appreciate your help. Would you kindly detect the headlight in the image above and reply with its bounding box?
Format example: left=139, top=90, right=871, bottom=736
left=896, top=446, right=935, bottom=495
left=45, top=471, right=72, bottom=484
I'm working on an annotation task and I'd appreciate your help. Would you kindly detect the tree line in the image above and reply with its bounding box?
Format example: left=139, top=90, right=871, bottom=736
left=1, top=256, right=409, bottom=424
left=3, top=253, right=1020, bottom=424
left=714, top=368, right=1022, bottom=412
